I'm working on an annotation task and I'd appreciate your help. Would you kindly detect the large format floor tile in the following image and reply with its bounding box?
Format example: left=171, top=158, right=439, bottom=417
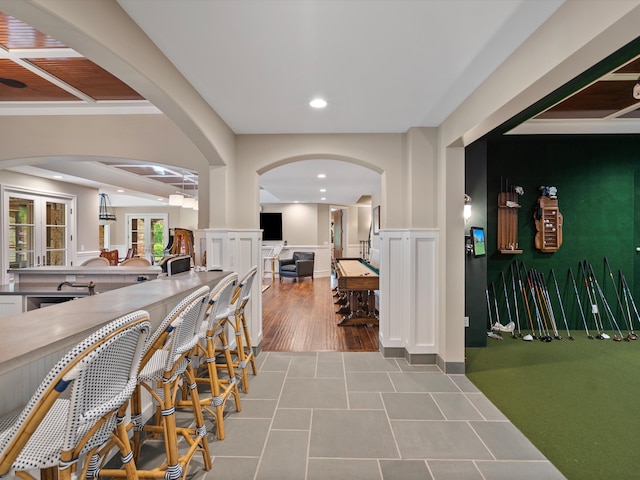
left=134, top=351, right=566, bottom=480
left=309, top=409, right=399, bottom=458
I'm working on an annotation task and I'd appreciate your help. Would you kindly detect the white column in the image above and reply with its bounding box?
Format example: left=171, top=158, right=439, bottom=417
left=195, top=228, right=264, bottom=350
left=379, top=229, right=439, bottom=363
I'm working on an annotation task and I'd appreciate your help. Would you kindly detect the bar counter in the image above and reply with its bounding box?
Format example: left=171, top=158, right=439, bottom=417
left=0, top=270, right=228, bottom=415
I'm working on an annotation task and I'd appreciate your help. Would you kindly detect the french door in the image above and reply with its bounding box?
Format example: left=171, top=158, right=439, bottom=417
left=126, top=213, right=168, bottom=264
left=3, top=188, right=75, bottom=280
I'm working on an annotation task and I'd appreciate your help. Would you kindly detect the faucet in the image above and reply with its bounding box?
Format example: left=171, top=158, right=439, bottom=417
left=57, top=281, right=96, bottom=295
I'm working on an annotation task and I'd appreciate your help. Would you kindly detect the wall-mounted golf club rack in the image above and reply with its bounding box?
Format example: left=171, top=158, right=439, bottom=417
left=534, top=186, right=563, bottom=253
left=497, top=178, right=523, bottom=254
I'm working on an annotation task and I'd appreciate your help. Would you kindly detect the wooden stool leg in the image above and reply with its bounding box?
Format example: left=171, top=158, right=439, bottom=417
left=220, top=328, right=243, bottom=413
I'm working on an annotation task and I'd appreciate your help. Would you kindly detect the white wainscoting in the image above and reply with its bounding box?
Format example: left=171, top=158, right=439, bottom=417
left=195, top=229, right=264, bottom=350
left=76, top=250, right=101, bottom=265
left=259, top=244, right=332, bottom=279
left=379, top=229, right=439, bottom=361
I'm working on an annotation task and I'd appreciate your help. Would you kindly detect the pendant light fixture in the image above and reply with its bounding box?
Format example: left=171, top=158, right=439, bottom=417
left=169, top=173, right=186, bottom=205
left=169, top=192, right=184, bottom=206
left=182, top=196, right=197, bottom=209
left=98, top=193, right=116, bottom=224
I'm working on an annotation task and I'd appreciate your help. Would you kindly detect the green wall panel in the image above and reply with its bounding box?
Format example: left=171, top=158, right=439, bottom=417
left=485, top=135, right=640, bottom=334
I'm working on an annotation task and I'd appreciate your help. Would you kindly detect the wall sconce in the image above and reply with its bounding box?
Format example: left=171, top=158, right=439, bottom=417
left=633, top=76, right=640, bottom=100
left=464, top=194, right=472, bottom=222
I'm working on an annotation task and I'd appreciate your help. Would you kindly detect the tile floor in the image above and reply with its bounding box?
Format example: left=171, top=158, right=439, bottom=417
left=145, top=351, right=567, bottom=480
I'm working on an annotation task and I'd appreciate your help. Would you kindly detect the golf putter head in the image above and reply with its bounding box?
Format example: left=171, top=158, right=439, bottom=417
left=568, top=335, right=575, bottom=340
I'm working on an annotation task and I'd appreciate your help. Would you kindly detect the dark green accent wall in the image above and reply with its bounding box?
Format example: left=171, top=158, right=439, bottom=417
left=483, top=134, right=640, bottom=334
left=465, top=140, right=488, bottom=347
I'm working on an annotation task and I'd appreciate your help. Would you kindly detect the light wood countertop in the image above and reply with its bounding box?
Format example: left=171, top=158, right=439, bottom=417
left=0, top=270, right=228, bottom=377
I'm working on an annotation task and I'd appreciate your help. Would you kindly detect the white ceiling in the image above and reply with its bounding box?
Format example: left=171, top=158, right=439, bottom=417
left=117, top=0, right=563, bottom=134
left=3, top=1, right=566, bottom=206
left=260, top=159, right=380, bottom=205
left=112, top=0, right=563, bottom=205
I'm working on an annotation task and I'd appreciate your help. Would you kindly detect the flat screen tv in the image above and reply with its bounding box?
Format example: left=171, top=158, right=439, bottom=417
left=260, top=212, right=283, bottom=241
left=470, top=226, right=486, bottom=257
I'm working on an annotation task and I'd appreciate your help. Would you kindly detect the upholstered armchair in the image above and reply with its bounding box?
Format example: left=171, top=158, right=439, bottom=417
left=279, top=251, right=315, bottom=282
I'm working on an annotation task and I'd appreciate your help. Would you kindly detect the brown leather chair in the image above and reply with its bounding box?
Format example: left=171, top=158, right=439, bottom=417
left=279, top=252, right=315, bottom=282
left=100, top=249, right=119, bottom=266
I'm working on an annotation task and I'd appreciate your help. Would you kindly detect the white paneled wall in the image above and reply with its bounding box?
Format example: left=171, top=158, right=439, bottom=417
left=195, top=229, right=264, bottom=349
left=379, top=229, right=439, bottom=359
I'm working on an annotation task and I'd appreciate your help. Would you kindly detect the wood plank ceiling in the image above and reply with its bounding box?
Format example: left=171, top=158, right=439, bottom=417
left=534, top=56, right=640, bottom=120
left=0, top=12, right=143, bottom=101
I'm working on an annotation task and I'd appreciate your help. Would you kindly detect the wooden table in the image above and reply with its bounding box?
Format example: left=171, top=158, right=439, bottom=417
left=334, top=258, right=379, bottom=326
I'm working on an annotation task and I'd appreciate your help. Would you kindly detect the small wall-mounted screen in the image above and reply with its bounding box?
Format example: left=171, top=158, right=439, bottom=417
left=470, top=226, right=486, bottom=257
left=260, top=212, right=283, bottom=241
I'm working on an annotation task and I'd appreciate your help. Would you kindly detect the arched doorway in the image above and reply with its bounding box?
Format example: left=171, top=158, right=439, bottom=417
left=258, top=158, right=381, bottom=351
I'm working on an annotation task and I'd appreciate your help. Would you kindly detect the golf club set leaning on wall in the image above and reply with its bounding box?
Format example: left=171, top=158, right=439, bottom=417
left=486, top=258, right=639, bottom=342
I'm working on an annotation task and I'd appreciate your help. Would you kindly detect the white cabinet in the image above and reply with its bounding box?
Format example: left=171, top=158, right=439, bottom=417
left=0, top=296, right=24, bottom=317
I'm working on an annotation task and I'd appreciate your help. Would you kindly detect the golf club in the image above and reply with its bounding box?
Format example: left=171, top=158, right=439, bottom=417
left=510, top=262, right=523, bottom=337
left=580, top=260, right=606, bottom=339
left=550, top=268, right=573, bottom=340
left=524, top=265, right=550, bottom=341
left=604, top=257, right=636, bottom=340
left=516, top=261, right=535, bottom=341
left=537, top=270, right=561, bottom=340
left=486, top=287, right=502, bottom=340
left=500, top=271, right=517, bottom=338
left=587, top=261, right=625, bottom=342
left=568, top=267, right=593, bottom=339
left=620, top=271, right=640, bottom=332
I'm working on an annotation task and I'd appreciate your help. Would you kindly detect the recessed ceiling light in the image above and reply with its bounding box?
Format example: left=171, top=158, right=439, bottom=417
left=321, top=197, right=326, bottom=201
left=317, top=174, right=326, bottom=179
left=53, top=175, right=63, bottom=179
left=0, top=78, right=27, bottom=88
left=157, top=198, right=164, bottom=201
left=320, top=188, right=326, bottom=192
left=309, top=98, right=327, bottom=109
left=294, top=200, right=299, bottom=203
left=117, top=189, right=124, bottom=193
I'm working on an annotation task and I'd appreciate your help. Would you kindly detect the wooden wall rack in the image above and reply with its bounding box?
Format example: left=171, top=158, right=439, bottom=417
left=497, top=192, right=522, bottom=254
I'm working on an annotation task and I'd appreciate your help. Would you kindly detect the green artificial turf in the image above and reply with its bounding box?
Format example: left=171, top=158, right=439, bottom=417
left=466, top=331, right=640, bottom=480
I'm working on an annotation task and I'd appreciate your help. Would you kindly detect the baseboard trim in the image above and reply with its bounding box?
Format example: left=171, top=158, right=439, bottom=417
left=380, top=346, right=465, bottom=373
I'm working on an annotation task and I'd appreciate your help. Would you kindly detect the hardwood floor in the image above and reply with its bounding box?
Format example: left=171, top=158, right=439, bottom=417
left=261, top=276, right=379, bottom=352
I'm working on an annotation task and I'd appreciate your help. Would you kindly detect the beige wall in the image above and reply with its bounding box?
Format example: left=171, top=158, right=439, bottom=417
left=236, top=134, right=401, bottom=230
left=261, top=203, right=320, bottom=246
left=0, top=115, right=215, bottom=230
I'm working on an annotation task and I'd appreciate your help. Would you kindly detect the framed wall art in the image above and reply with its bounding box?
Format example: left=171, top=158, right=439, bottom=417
left=372, top=205, right=380, bottom=235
